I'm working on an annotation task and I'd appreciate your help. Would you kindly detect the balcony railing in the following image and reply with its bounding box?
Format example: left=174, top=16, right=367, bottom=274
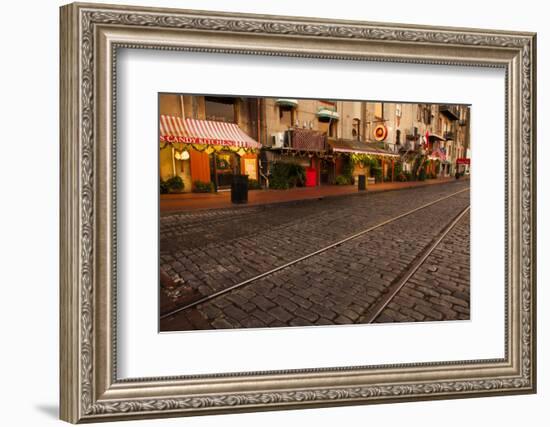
left=288, top=128, right=327, bottom=152
left=399, top=140, right=424, bottom=153
left=444, top=131, right=454, bottom=140
left=439, top=105, right=460, bottom=121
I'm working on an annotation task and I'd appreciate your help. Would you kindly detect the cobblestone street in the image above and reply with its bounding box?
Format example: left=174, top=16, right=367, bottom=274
left=160, top=180, right=471, bottom=331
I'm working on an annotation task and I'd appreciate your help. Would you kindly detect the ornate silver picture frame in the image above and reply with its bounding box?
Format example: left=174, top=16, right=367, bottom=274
left=60, top=2, right=536, bottom=423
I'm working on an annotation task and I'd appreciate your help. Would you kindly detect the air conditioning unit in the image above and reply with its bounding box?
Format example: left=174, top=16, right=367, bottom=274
left=271, top=132, right=285, bottom=148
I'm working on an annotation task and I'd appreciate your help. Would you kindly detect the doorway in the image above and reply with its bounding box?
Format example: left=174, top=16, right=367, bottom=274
left=209, top=151, right=241, bottom=191
left=320, top=158, right=334, bottom=184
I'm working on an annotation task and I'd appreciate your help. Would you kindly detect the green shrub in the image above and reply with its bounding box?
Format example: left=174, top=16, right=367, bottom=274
left=193, top=180, right=214, bottom=193
left=335, top=175, right=351, bottom=185
left=270, top=162, right=305, bottom=189
left=248, top=179, right=262, bottom=190
left=418, top=168, right=427, bottom=181
left=165, top=175, right=184, bottom=193
left=270, top=177, right=289, bottom=190
left=270, top=163, right=290, bottom=189
left=397, top=171, right=413, bottom=182
left=371, top=166, right=382, bottom=183
left=394, top=161, right=403, bottom=177
left=160, top=179, right=169, bottom=194
left=341, top=158, right=355, bottom=183
left=396, top=172, right=408, bottom=182
left=287, top=163, right=306, bottom=187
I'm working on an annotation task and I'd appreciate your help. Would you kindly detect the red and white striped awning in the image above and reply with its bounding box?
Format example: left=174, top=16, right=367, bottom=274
left=159, top=115, right=261, bottom=150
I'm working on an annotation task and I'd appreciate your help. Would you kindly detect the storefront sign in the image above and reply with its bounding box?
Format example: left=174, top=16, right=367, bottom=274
left=161, top=134, right=241, bottom=147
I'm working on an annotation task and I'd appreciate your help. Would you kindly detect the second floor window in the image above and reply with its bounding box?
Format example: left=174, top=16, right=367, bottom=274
left=318, top=120, right=337, bottom=138
left=374, top=103, right=384, bottom=120
left=205, top=97, right=236, bottom=123
left=279, top=107, right=293, bottom=128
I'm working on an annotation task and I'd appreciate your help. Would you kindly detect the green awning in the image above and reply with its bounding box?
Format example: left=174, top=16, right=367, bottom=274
left=317, top=108, right=340, bottom=121
left=276, top=99, right=299, bottom=108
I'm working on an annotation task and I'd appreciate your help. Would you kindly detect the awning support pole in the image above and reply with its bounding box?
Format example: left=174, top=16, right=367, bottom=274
left=171, top=146, right=176, bottom=177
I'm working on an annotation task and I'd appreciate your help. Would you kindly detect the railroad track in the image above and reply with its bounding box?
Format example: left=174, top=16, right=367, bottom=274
left=361, top=205, right=469, bottom=323
left=160, top=187, right=470, bottom=322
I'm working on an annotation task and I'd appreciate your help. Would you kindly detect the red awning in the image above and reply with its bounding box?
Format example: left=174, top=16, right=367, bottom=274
left=159, top=115, right=261, bottom=150
left=327, top=138, right=400, bottom=158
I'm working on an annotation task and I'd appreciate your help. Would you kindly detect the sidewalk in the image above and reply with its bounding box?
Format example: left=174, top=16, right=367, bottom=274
left=160, top=177, right=459, bottom=214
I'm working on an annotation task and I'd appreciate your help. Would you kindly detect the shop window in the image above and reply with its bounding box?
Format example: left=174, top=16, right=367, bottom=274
left=205, top=96, right=236, bottom=123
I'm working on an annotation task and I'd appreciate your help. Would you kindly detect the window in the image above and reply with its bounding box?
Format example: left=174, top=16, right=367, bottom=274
left=374, top=103, right=383, bottom=120
left=424, top=106, right=432, bottom=125
left=352, top=118, right=361, bottom=140
left=329, top=120, right=337, bottom=138
left=318, top=119, right=337, bottom=137
left=205, top=96, right=236, bottom=123
left=279, top=107, right=293, bottom=128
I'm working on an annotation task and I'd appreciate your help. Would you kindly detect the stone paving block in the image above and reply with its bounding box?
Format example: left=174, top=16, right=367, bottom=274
left=273, top=295, right=298, bottom=313
left=269, top=306, right=293, bottom=323
left=391, top=295, right=416, bottom=309
left=289, top=294, right=313, bottom=309
left=294, top=307, right=320, bottom=323
left=375, top=313, right=395, bottom=323
left=453, top=305, right=470, bottom=315
left=289, top=317, right=314, bottom=327
left=223, top=304, right=249, bottom=321
left=398, top=307, right=426, bottom=321
left=432, top=304, right=459, bottom=319
left=341, top=307, right=361, bottom=321
left=380, top=307, right=410, bottom=322
left=440, top=294, right=469, bottom=308
left=211, top=318, right=234, bottom=329
left=334, top=315, right=354, bottom=324
left=251, top=295, right=276, bottom=311
left=185, top=309, right=211, bottom=330
left=240, top=317, right=269, bottom=329
left=200, top=304, right=222, bottom=320
left=305, top=303, right=336, bottom=319
left=413, top=304, right=444, bottom=320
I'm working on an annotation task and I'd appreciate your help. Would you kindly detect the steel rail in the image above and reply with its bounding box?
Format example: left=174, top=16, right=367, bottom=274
left=160, top=187, right=470, bottom=320
left=362, top=204, right=471, bottom=324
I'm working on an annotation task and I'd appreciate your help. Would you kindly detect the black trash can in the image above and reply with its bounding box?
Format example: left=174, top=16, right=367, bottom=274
left=231, top=174, right=249, bottom=204
left=357, top=174, right=366, bottom=191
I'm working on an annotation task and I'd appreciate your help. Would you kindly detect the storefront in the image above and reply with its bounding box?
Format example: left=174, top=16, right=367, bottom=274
left=262, top=127, right=327, bottom=187
left=456, top=157, right=471, bottom=175
left=159, top=115, right=261, bottom=192
left=328, top=138, right=400, bottom=183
